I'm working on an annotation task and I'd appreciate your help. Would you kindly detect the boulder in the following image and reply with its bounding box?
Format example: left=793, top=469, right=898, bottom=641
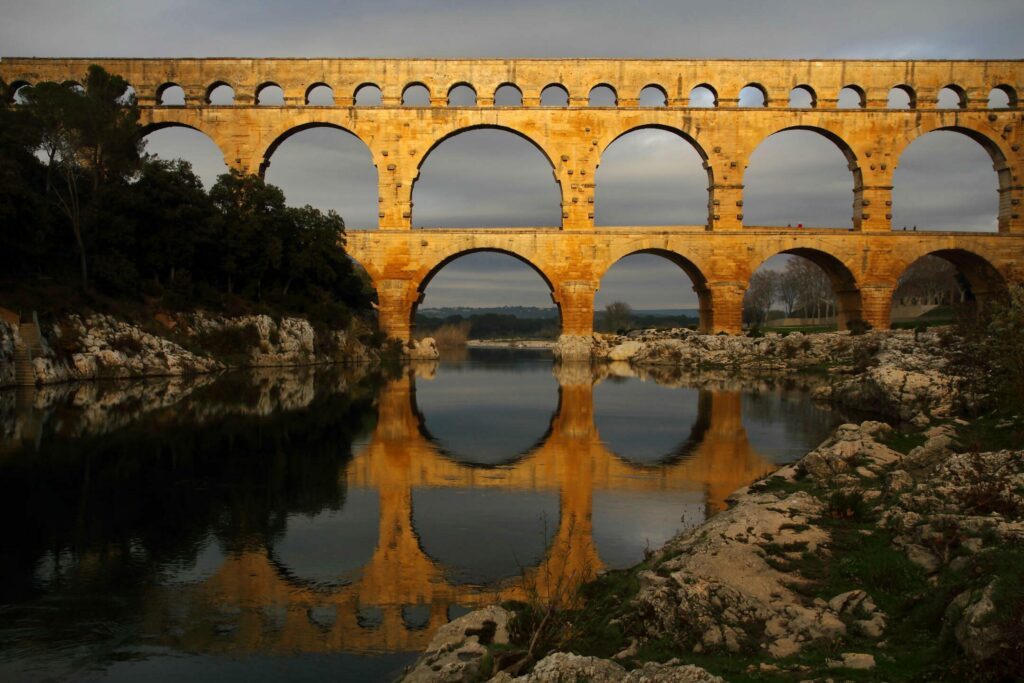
left=406, top=337, right=440, bottom=360
left=489, top=653, right=723, bottom=683
left=552, top=335, right=593, bottom=361
left=401, top=606, right=510, bottom=683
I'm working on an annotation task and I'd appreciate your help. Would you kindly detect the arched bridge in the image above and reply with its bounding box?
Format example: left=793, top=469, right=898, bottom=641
left=4, top=57, right=1023, bottom=337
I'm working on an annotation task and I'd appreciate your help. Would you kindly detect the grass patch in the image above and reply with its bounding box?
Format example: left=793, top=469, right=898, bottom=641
left=954, top=412, right=1024, bottom=453
left=882, top=430, right=928, bottom=455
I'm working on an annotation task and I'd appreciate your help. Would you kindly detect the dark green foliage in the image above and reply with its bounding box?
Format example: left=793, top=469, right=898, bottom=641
left=825, top=488, right=872, bottom=522
left=847, top=318, right=873, bottom=335
left=0, top=67, right=373, bottom=331
left=881, top=430, right=927, bottom=455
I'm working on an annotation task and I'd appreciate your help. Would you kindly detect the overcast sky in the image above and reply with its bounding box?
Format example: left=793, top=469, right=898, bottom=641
left=4, top=0, right=1018, bottom=309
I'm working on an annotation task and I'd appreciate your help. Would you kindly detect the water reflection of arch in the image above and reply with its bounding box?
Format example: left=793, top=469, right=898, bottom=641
left=409, top=376, right=558, bottom=468
left=595, top=384, right=713, bottom=467
left=139, top=368, right=777, bottom=657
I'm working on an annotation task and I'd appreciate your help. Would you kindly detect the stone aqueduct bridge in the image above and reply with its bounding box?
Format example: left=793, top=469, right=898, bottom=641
left=4, top=58, right=1024, bottom=336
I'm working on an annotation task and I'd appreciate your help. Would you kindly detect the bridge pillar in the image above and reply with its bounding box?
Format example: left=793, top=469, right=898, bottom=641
left=855, top=184, right=893, bottom=231
left=859, top=283, right=895, bottom=330
left=554, top=280, right=598, bottom=336
left=709, top=183, right=744, bottom=230
left=998, top=183, right=1023, bottom=233
left=375, top=279, right=420, bottom=342
left=378, top=172, right=414, bottom=230
left=702, top=282, right=745, bottom=334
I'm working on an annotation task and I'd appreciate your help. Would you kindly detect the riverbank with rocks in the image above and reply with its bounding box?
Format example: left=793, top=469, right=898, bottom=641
left=0, top=311, right=440, bottom=388
left=555, top=327, right=958, bottom=426
left=400, top=325, right=1024, bottom=682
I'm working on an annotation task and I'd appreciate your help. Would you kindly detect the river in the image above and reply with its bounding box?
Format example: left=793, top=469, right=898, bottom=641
left=0, top=349, right=847, bottom=682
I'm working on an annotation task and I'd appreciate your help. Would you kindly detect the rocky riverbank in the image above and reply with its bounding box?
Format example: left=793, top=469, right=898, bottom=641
left=0, top=311, right=438, bottom=388
left=401, top=326, right=1024, bottom=682
left=555, top=327, right=958, bottom=425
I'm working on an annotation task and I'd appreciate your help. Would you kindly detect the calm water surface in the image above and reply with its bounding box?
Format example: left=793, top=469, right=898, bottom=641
left=0, top=349, right=845, bottom=682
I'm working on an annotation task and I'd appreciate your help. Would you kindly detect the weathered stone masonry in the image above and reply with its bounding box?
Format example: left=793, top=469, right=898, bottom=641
left=4, top=58, right=1022, bottom=338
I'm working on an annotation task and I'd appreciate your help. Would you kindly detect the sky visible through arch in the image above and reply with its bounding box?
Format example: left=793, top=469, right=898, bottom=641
left=4, top=0, right=1019, bottom=309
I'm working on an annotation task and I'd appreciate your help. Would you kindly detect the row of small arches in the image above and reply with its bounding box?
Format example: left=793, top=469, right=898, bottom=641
left=164, top=81, right=1021, bottom=110
left=13, top=78, right=1014, bottom=110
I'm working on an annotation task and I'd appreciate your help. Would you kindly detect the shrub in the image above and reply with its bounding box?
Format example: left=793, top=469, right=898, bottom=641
left=197, top=323, right=262, bottom=357
left=426, top=321, right=470, bottom=349
left=110, top=333, right=145, bottom=354
left=847, top=318, right=873, bottom=335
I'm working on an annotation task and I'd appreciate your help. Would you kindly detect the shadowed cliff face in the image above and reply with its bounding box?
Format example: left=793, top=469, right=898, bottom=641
left=0, top=351, right=843, bottom=678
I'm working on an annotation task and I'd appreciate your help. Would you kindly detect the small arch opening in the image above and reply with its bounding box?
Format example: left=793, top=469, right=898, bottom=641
left=402, top=83, right=431, bottom=106
left=117, top=85, right=136, bottom=106
left=413, top=127, right=560, bottom=228
left=743, top=128, right=858, bottom=228
left=10, top=82, right=31, bottom=105
left=837, top=86, right=865, bottom=109
left=638, top=85, right=667, bottom=107
left=887, top=85, right=915, bottom=109
left=206, top=82, right=235, bottom=105
left=739, top=84, right=767, bottom=107
left=937, top=85, right=966, bottom=109
left=494, top=83, right=522, bottom=106
left=688, top=85, right=717, bottom=108
left=158, top=83, right=186, bottom=106
left=143, top=124, right=228, bottom=188
left=257, top=83, right=284, bottom=106
left=595, top=127, right=710, bottom=227
left=63, top=80, right=85, bottom=95
left=447, top=83, right=476, bottom=106
left=588, top=84, right=617, bottom=107
left=540, top=84, right=569, bottom=107
left=893, top=129, right=1001, bottom=232
left=987, top=85, right=1016, bottom=109
left=414, top=249, right=560, bottom=347
left=305, top=83, right=334, bottom=106
left=354, top=83, right=383, bottom=106
left=891, top=250, right=1006, bottom=325
left=263, top=124, right=379, bottom=230
left=745, top=251, right=861, bottom=331
left=788, top=85, right=816, bottom=108
left=596, top=250, right=707, bottom=332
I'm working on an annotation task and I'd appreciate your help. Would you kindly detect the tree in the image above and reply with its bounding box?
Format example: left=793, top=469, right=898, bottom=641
left=894, top=256, right=966, bottom=306
left=777, top=267, right=801, bottom=316
left=209, top=170, right=290, bottom=299
left=784, top=257, right=835, bottom=320
left=21, top=65, right=144, bottom=289
left=603, top=301, right=634, bottom=333
left=0, top=80, right=50, bottom=272
left=743, top=270, right=778, bottom=325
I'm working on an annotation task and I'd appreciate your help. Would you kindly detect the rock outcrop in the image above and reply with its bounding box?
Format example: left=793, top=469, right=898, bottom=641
left=552, top=334, right=593, bottom=361
left=489, top=654, right=723, bottom=683
left=582, top=328, right=960, bottom=425
left=401, top=606, right=511, bottom=683
left=405, top=337, right=440, bottom=360
left=1, top=311, right=380, bottom=388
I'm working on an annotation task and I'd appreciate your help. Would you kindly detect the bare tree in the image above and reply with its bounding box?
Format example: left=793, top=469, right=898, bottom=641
left=894, top=256, right=966, bottom=306
left=785, top=257, right=835, bottom=320
left=743, top=270, right=778, bottom=324
left=602, top=301, right=634, bottom=332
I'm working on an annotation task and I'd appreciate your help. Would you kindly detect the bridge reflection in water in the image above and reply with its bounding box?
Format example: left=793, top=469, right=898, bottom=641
left=140, top=362, right=778, bottom=656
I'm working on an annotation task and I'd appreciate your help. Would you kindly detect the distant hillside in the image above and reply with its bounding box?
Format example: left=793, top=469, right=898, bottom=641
left=418, top=306, right=558, bottom=319
left=418, top=306, right=700, bottom=319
